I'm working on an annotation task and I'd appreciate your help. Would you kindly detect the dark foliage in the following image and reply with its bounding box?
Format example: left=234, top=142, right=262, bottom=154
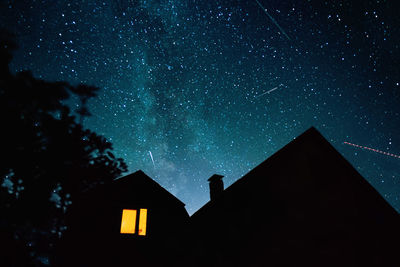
left=0, top=30, right=128, bottom=266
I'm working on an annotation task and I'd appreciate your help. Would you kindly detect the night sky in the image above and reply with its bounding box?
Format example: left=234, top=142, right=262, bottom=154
left=1, top=0, right=399, bottom=215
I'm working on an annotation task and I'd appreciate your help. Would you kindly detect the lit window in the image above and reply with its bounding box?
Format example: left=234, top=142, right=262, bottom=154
left=120, top=209, right=137, bottom=234
left=138, top=209, right=147, bottom=236
left=120, top=208, right=148, bottom=236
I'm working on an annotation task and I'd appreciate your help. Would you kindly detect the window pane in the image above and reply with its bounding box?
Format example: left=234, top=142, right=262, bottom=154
left=120, top=209, right=136, bottom=234
left=138, top=209, right=147, bottom=236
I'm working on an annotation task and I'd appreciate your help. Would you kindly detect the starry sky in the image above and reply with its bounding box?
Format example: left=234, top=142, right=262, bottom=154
left=1, top=0, right=399, bottom=215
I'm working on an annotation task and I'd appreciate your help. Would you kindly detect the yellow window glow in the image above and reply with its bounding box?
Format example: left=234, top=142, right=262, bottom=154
left=120, top=209, right=137, bottom=234
left=138, top=209, right=147, bottom=236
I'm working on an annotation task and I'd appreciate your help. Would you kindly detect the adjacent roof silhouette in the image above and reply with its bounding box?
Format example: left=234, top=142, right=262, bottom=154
left=189, top=127, right=400, bottom=267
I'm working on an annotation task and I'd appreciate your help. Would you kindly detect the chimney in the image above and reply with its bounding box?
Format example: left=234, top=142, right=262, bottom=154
left=208, top=174, right=224, bottom=201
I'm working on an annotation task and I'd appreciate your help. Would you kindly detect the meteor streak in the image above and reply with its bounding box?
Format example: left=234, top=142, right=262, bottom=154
left=254, top=0, right=291, bottom=41
left=149, top=151, right=155, bottom=167
left=255, top=86, right=279, bottom=98
left=343, top=142, right=400, bottom=159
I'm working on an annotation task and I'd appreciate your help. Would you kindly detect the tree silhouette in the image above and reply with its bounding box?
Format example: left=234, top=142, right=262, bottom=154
left=0, top=30, right=128, bottom=266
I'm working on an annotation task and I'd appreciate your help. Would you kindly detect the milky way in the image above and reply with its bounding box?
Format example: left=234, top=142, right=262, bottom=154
left=1, top=0, right=399, bottom=214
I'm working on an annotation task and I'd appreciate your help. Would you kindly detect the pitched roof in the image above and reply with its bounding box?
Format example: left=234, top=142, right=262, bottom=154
left=192, top=127, right=399, bottom=219
left=113, top=170, right=186, bottom=206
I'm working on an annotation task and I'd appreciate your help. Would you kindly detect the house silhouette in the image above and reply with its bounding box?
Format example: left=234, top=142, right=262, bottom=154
left=57, top=127, right=400, bottom=267
left=189, top=127, right=400, bottom=266
left=56, top=170, right=189, bottom=267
